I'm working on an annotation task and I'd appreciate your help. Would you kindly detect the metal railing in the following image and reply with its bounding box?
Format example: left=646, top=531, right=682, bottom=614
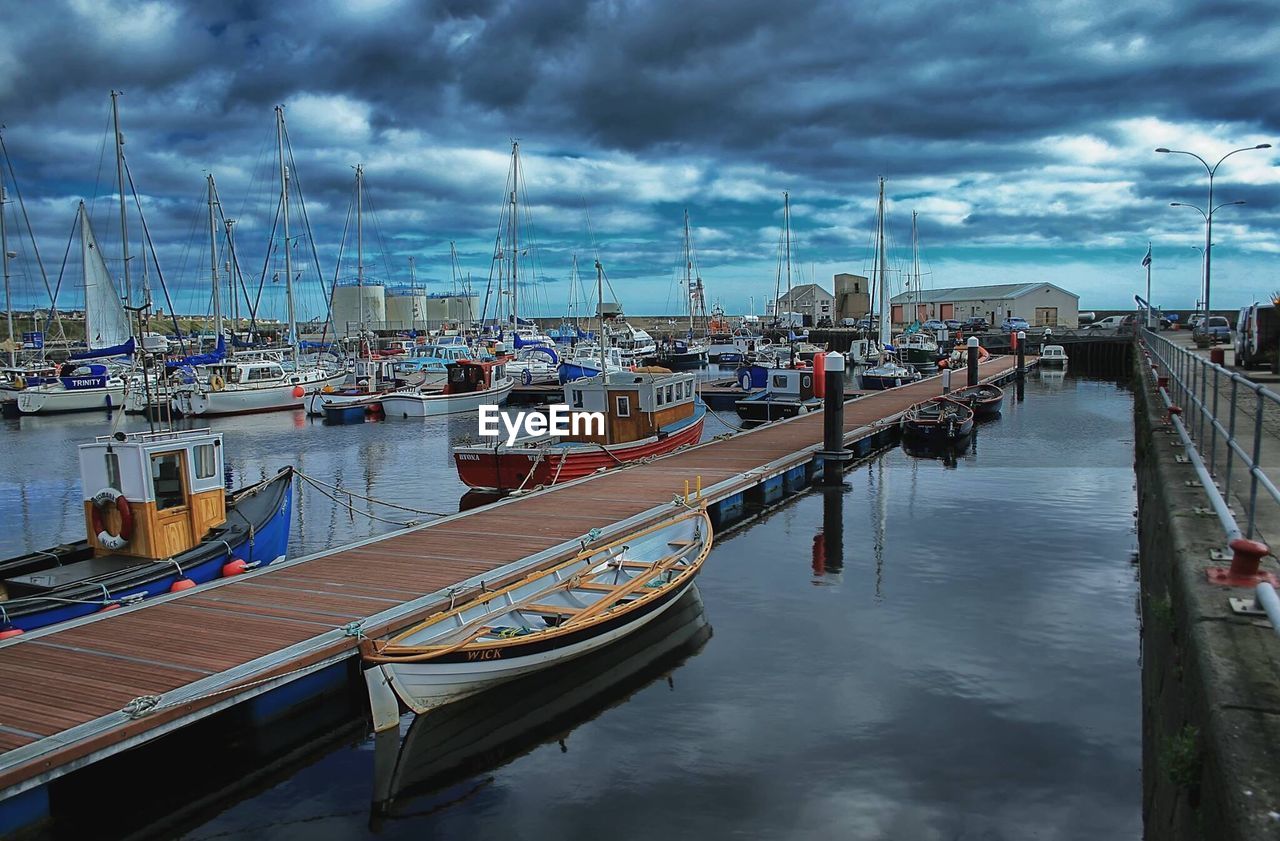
left=1141, top=328, right=1280, bottom=541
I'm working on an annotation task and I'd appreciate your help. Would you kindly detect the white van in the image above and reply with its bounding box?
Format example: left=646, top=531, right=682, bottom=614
left=1236, top=303, right=1278, bottom=370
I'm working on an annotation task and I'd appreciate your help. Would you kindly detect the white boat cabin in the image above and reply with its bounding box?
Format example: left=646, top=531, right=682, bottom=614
left=1041, top=344, right=1069, bottom=364
left=205, top=360, right=301, bottom=389
left=78, top=429, right=227, bottom=560
left=565, top=370, right=697, bottom=444
left=763, top=368, right=816, bottom=400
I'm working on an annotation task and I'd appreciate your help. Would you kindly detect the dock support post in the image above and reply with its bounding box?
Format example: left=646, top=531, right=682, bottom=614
left=941, top=368, right=952, bottom=395
left=819, top=351, right=851, bottom=484
left=966, top=337, right=979, bottom=387
left=364, top=666, right=401, bottom=733
left=1016, top=331, right=1026, bottom=382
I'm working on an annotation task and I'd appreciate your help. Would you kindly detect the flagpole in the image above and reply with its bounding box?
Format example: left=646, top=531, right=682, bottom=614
left=1146, top=242, right=1152, bottom=329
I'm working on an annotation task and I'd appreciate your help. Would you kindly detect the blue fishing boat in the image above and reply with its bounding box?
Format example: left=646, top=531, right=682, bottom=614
left=734, top=368, right=820, bottom=423
left=0, top=428, right=292, bottom=634
left=558, top=344, right=627, bottom=384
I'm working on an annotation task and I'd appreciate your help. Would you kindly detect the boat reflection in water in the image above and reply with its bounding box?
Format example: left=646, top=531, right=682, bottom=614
left=370, top=586, right=712, bottom=824
left=901, top=429, right=974, bottom=467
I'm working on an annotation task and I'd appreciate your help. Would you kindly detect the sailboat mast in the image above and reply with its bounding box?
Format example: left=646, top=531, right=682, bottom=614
left=207, top=174, right=222, bottom=343
left=877, top=178, right=888, bottom=348
left=783, top=192, right=792, bottom=321
left=510, top=142, right=519, bottom=328
left=596, top=259, right=608, bottom=444
left=110, top=91, right=132, bottom=306
left=910, top=210, right=918, bottom=319
left=684, top=208, right=694, bottom=333
left=1, top=185, right=12, bottom=368
left=276, top=105, right=296, bottom=356
left=223, top=217, right=239, bottom=351
left=356, top=163, right=365, bottom=334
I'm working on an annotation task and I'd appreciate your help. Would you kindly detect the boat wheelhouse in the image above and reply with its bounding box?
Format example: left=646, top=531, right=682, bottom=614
left=383, top=358, right=514, bottom=418
left=1040, top=344, right=1068, bottom=366
left=734, top=367, right=820, bottom=423
left=0, top=428, right=291, bottom=632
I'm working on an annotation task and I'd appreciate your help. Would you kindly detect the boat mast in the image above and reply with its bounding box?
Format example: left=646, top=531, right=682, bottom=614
left=909, top=209, right=918, bottom=322
left=110, top=91, right=132, bottom=307
left=207, top=174, right=222, bottom=344
left=223, top=216, right=239, bottom=353
left=1, top=185, right=11, bottom=368
left=356, top=163, right=365, bottom=335
left=684, top=208, right=694, bottom=334
left=596, top=258, right=609, bottom=444
left=275, top=105, right=297, bottom=358
left=783, top=192, right=792, bottom=326
left=510, top=141, right=519, bottom=330
left=877, top=177, right=889, bottom=349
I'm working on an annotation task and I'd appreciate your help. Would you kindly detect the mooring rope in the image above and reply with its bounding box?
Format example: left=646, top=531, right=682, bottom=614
left=292, top=469, right=450, bottom=527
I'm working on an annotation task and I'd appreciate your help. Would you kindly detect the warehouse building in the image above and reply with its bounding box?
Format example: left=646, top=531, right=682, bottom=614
left=888, top=282, right=1079, bottom=327
left=775, top=283, right=835, bottom=326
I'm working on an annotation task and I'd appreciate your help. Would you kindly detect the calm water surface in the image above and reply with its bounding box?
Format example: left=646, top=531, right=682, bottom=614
left=0, top=369, right=1140, bottom=840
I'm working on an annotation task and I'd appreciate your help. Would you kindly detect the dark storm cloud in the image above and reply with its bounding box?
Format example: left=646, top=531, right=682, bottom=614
left=0, top=0, right=1275, bottom=314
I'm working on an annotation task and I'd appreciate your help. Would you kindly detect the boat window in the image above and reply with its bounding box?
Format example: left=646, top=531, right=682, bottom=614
left=615, top=395, right=631, bottom=418
left=773, top=374, right=788, bottom=389
left=194, top=444, right=217, bottom=479
left=656, top=387, right=665, bottom=406
left=151, top=453, right=186, bottom=511
left=666, top=384, right=675, bottom=404
left=105, top=451, right=121, bottom=491
left=572, top=389, right=584, bottom=409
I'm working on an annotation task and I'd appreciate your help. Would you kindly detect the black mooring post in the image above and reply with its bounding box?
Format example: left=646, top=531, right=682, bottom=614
left=821, top=351, right=852, bottom=484
left=1016, top=330, right=1026, bottom=382
left=821, top=484, right=845, bottom=574
left=967, top=336, right=979, bottom=387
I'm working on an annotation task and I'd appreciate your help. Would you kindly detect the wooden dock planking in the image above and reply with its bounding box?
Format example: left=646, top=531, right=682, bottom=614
left=0, top=357, right=1025, bottom=798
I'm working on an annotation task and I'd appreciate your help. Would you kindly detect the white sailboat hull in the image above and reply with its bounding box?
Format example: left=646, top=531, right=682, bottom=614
left=175, top=369, right=345, bottom=416
left=382, top=378, right=514, bottom=418
left=17, top=383, right=127, bottom=414
left=381, top=579, right=696, bottom=714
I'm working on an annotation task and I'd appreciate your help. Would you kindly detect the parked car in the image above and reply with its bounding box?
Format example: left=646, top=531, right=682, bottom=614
left=1187, top=314, right=1205, bottom=331
left=856, top=317, right=880, bottom=330
left=1193, top=316, right=1231, bottom=347
left=839, top=317, right=858, bottom=327
left=1000, top=317, right=1031, bottom=333
left=1236, top=304, right=1279, bottom=370
left=944, top=319, right=962, bottom=331
left=921, top=319, right=946, bottom=331
left=959, top=317, right=989, bottom=331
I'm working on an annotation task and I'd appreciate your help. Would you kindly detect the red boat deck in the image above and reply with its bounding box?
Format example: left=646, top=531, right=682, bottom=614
left=0, top=357, right=1027, bottom=799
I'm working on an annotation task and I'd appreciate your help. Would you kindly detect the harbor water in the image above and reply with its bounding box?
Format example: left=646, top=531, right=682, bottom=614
left=0, top=368, right=1141, bottom=839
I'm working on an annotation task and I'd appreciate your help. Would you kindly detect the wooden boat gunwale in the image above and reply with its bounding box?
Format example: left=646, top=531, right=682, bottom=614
left=362, top=507, right=711, bottom=663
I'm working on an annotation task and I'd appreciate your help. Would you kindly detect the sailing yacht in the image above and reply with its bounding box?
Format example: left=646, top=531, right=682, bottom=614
left=860, top=178, right=921, bottom=391
left=17, top=205, right=133, bottom=414
left=169, top=106, right=343, bottom=416
left=652, top=209, right=708, bottom=369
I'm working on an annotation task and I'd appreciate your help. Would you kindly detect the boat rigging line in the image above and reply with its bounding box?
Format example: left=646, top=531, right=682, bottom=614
left=293, top=469, right=451, bottom=525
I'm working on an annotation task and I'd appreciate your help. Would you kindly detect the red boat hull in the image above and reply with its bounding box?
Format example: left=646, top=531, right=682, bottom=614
left=453, top=414, right=705, bottom=491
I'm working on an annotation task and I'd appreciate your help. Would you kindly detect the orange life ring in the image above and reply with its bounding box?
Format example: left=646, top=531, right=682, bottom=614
left=90, top=488, right=133, bottom=551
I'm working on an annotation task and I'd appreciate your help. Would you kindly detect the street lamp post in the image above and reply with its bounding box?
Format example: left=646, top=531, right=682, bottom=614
left=1170, top=200, right=1245, bottom=322
left=1155, top=143, right=1271, bottom=320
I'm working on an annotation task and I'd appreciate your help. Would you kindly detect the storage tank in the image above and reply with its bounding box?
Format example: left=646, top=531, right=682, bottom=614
left=447, top=294, right=478, bottom=324
left=425, top=294, right=450, bottom=325
left=332, top=284, right=386, bottom=334
left=385, top=290, right=428, bottom=330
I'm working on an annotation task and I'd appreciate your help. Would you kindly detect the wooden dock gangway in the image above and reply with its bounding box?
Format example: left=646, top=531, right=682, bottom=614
left=0, top=356, right=1028, bottom=809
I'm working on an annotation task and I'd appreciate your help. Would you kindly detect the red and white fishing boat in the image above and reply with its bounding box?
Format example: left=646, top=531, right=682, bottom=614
left=452, top=368, right=705, bottom=491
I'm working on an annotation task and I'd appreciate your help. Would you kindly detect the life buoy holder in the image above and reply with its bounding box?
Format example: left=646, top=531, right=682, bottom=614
left=210, top=374, right=226, bottom=392
left=90, top=488, right=133, bottom=551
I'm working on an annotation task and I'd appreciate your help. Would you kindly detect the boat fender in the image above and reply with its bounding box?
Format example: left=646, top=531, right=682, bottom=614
left=522, top=368, right=533, bottom=386
left=210, top=374, right=226, bottom=392
left=170, top=577, right=196, bottom=593
left=90, top=488, right=133, bottom=551
left=0, top=626, right=23, bottom=640
left=292, top=385, right=305, bottom=398
left=221, top=558, right=249, bottom=577
left=739, top=370, right=752, bottom=391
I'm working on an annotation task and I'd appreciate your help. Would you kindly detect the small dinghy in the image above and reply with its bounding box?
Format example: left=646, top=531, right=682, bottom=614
left=900, top=396, right=974, bottom=445
left=946, top=383, right=1004, bottom=419
left=361, top=506, right=712, bottom=714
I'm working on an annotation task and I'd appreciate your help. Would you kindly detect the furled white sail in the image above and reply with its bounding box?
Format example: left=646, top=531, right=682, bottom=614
left=80, top=203, right=132, bottom=350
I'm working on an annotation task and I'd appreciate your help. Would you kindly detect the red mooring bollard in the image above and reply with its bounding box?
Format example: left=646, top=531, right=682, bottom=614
left=1206, top=538, right=1279, bottom=587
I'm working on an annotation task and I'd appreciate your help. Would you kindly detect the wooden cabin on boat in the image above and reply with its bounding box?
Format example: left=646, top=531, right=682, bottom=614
left=565, top=369, right=697, bottom=444
left=79, top=429, right=228, bottom=560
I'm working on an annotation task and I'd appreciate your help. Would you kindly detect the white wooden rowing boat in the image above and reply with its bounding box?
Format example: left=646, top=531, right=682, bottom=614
left=361, top=506, right=712, bottom=714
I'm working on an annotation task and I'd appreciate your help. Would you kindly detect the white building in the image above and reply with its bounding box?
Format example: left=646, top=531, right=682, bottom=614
left=889, top=282, right=1080, bottom=327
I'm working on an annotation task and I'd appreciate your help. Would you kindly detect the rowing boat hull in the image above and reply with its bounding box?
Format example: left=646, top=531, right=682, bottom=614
left=379, top=577, right=697, bottom=714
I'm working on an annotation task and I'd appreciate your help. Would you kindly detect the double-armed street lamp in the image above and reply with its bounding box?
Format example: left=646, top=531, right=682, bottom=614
left=1155, top=144, right=1271, bottom=319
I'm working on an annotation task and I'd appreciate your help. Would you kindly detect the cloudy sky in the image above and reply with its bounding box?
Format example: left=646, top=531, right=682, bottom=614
left=0, top=0, right=1276, bottom=322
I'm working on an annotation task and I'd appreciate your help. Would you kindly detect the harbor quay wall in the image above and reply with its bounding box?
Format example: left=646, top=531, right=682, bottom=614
left=1134, top=351, right=1280, bottom=840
